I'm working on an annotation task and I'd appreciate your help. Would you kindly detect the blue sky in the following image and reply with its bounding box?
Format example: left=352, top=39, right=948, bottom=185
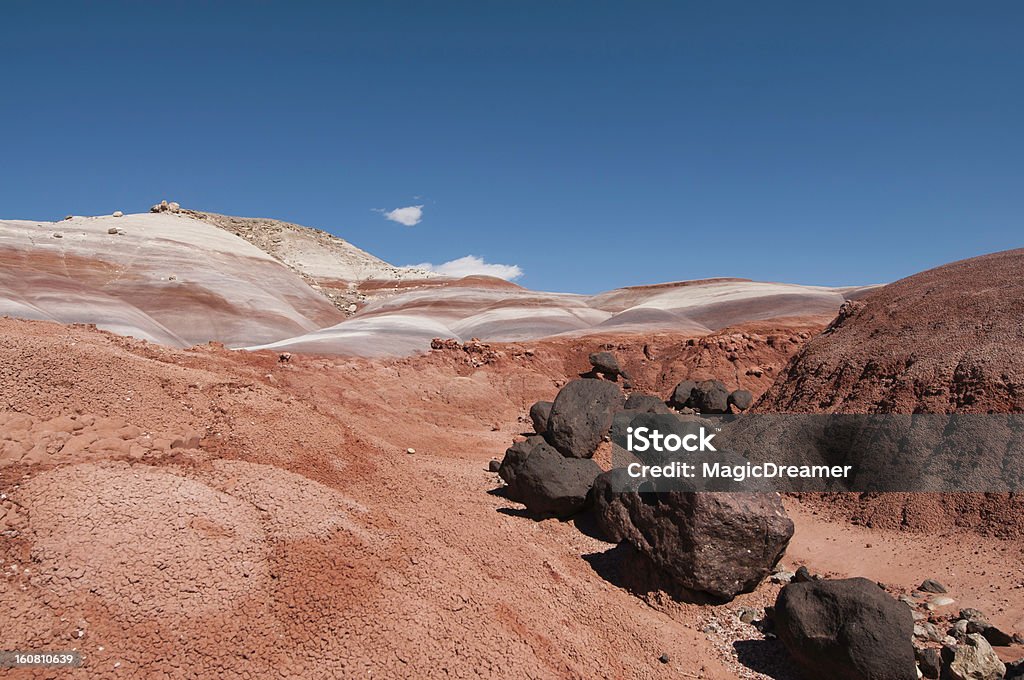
left=1, top=2, right=1021, bottom=293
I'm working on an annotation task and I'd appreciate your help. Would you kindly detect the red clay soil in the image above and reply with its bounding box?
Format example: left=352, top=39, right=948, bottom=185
left=1, top=317, right=1021, bottom=678
left=756, top=249, right=1024, bottom=539
left=758, top=248, right=1024, bottom=414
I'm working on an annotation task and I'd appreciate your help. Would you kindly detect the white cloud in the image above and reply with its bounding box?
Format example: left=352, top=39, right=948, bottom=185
left=413, top=255, right=524, bottom=281
left=376, top=204, right=424, bottom=226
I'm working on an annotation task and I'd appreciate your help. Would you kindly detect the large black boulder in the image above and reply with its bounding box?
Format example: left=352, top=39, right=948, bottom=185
left=691, top=380, right=730, bottom=414
left=668, top=380, right=697, bottom=408
left=594, top=464, right=794, bottom=600
left=774, top=577, right=917, bottom=680
left=497, top=436, right=545, bottom=500
left=529, top=400, right=553, bottom=435
left=590, top=467, right=645, bottom=542
left=510, top=439, right=602, bottom=518
left=546, top=379, right=624, bottom=458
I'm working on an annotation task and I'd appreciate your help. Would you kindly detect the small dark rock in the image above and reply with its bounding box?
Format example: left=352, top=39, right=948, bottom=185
left=915, top=647, right=942, bottom=679
left=978, top=623, right=1014, bottom=647
left=728, top=389, right=754, bottom=411
left=918, top=579, right=947, bottom=594
left=959, top=608, right=986, bottom=622
left=497, top=436, right=546, bottom=500
left=529, top=400, right=553, bottom=435
left=589, top=351, right=626, bottom=380
left=487, top=459, right=501, bottom=472
left=793, top=565, right=815, bottom=583
left=658, top=653, right=669, bottom=664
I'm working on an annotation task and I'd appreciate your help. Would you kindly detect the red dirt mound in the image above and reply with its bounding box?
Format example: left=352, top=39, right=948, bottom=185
left=758, top=248, right=1024, bottom=414
left=756, top=249, right=1024, bottom=537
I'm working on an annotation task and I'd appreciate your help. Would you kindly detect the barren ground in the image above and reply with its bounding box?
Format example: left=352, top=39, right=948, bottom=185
left=1, top=317, right=1021, bottom=678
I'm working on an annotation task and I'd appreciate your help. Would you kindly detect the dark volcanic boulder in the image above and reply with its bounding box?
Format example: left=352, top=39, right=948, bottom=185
left=590, top=467, right=646, bottom=542
left=668, top=380, right=697, bottom=408
left=497, top=436, right=546, bottom=500
left=513, top=440, right=602, bottom=518
left=728, top=389, right=754, bottom=411
left=623, top=393, right=671, bottom=414
left=605, top=480, right=794, bottom=600
left=588, top=351, right=626, bottom=380
left=529, top=400, right=553, bottom=434
left=546, top=379, right=624, bottom=458
left=774, top=577, right=917, bottom=680
left=691, top=380, right=730, bottom=414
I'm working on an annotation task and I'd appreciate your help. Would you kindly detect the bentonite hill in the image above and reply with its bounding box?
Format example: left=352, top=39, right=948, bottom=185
left=758, top=248, right=1024, bottom=415
left=0, top=208, right=1021, bottom=679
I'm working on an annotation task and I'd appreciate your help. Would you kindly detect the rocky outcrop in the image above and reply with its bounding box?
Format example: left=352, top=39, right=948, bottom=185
left=545, top=379, right=624, bottom=458
left=774, top=577, right=917, bottom=680
left=753, top=249, right=1024, bottom=536
left=150, top=200, right=182, bottom=213
left=944, top=633, right=1006, bottom=680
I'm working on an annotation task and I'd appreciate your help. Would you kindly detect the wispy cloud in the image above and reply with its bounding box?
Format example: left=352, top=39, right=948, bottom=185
left=413, top=255, right=524, bottom=281
left=375, top=204, right=424, bottom=226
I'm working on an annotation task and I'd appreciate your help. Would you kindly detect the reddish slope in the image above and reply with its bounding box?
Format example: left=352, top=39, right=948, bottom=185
left=758, top=249, right=1024, bottom=414
left=756, top=249, right=1024, bottom=537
